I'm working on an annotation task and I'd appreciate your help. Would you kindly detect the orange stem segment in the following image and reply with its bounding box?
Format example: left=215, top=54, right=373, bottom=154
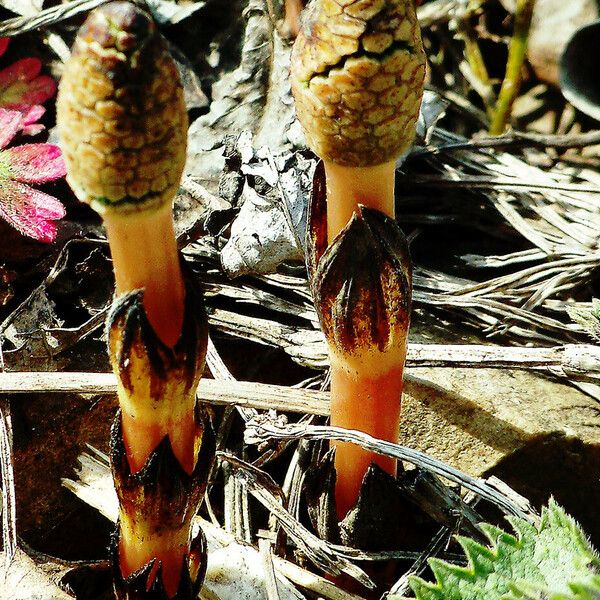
left=324, top=159, right=404, bottom=518
left=104, top=203, right=184, bottom=349
left=284, top=0, right=304, bottom=37
left=330, top=351, right=405, bottom=519
left=291, top=0, right=420, bottom=527
left=324, top=160, right=396, bottom=242
left=105, top=202, right=194, bottom=477
left=119, top=399, right=197, bottom=477
left=119, top=515, right=188, bottom=598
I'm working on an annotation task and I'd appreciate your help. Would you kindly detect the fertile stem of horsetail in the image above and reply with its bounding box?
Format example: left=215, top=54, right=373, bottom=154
left=284, top=0, right=305, bottom=37
left=292, top=0, right=425, bottom=519
left=57, top=3, right=214, bottom=597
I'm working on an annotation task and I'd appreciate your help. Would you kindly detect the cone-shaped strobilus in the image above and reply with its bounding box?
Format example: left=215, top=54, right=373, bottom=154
left=291, top=0, right=426, bottom=519
left=57, top=3, right=215, bottom=597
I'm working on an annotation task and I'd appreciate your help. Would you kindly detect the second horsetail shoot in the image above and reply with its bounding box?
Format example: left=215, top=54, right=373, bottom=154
left=292, top=0, right=426, bottom=518
left=57, top=3, right=214, bottom=597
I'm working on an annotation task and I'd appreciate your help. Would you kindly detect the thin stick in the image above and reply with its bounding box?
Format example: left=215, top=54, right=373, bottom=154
left=455, top=15, right=494, bottom=113
left=0, top=373, right=330, bottom=414
left=0, top=0, right=109, bottom=36
left=417, top=0, right=462, bottom=27
left=244, top=421, right=534, bottom=520
left=406, top=174, right=600, bottom=195
left=258, top=538, right=283, bottom=600
left=413, top=129, right=600, bottom=155
left=0, top=399, right=16, bottom=567
left=1, top=342, right=600, bottom=400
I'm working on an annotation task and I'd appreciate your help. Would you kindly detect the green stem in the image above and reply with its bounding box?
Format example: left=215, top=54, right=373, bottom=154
left=457, top=18, right=494, bottom=113
left=489, top=0, right=536, bottom=136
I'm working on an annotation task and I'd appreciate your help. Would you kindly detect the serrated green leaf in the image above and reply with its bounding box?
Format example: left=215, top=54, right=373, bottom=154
left=567, top=574, right=600, bottom=599
left=567, top=298, right=600, bottom=342
left=395, top=500, right=600, bottom=600
left=456, top=536, right=495, bottom=574
left=510, top=575, right=600, bottom=600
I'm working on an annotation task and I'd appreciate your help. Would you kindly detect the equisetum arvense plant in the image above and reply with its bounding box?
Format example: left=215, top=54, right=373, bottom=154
left=57, top=3, right=214, bottom=597
left=291, top=0, right=426, bottom=518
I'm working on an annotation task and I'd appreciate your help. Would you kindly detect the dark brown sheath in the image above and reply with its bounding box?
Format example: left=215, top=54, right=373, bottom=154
left=306, top=162, right=412, bottom=357
left=110, top=417, right=214, bottom=599
left=107, top=285, right=215, bottom=599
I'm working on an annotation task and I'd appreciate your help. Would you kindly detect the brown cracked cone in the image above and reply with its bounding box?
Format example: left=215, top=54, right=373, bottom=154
left=292, top=0, right=424, bottom=518
left=57, top=0, right=187, bottom=348
left=57, top=1, right=187, bottom=213
left=291, top=0, right=425, bottom=168
left=57, top=3, right=211, bottom=597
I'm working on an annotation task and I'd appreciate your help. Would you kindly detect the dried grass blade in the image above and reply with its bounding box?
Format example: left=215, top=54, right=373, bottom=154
left=0, top=399, right=16, bottom=568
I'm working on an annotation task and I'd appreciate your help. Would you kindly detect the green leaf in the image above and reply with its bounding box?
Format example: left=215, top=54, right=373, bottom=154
left=567, top=298, right=600, bottom=342
left=395, top=500, right=600, bottom=600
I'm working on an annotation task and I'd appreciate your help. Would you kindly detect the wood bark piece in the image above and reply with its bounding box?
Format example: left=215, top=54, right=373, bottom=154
left=3, top=341, right=600, bottom=389
left=0, top=373, right=331, bottom=415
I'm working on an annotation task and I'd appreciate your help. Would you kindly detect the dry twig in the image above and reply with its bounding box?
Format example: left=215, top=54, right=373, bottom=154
left=244, top=420, right=539, bottom=520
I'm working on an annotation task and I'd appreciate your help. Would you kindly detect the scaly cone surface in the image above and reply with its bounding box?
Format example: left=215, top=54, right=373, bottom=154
left=291, top=0, right=425, bottom=167
left=292, top=0, right=425, bottom=519
left=56, top=3, right=214, bottom=597
left=57, top=2, right=187, bottom=213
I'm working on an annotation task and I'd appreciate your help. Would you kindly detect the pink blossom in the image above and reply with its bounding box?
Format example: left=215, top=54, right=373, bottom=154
left=0, top=37, right=55, bottom=135
left=0, top=108, right=66, bottom=243
left=0, top=57, right=56, bottom=109
left=0, top=39, right=66, bottom=243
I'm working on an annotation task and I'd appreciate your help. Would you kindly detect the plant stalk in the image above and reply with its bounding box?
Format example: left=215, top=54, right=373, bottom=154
left=292, top=0, right=423, bottom=517
left=323, top=160, right=396, bottom=243
left=56, top=3, right=212, bottom=597
left=119, top=523, right=188, bottom=598
left=104, top=204, right=184, bottom=350
left=323, top=158, right=406, bottom=517
left=489, top=0, right=536, bottom=135
left=329, top=352, right=405, bottom=519
left=284, top=0, right=304, bottom=37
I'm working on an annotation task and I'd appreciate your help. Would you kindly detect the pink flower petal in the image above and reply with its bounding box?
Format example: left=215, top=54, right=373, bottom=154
left=21, top=123, right=45, bottom=136
left=3, top=75, right=56, bottom=108
left=3, top=144, right=66, bottom=183
left=0, top=108, right=23, bottom=149
left=0, top=59, right=56, bottom=110
left=0, top=58, right=41, bottom=89
left=21, top=104, right=45, bottom=125
left=0, top=39, right=9, bottom=58
left=0, top=180, right=65, bottom=243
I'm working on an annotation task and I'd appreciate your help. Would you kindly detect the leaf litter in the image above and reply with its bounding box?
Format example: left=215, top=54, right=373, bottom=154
left=1, top=1, right=600, bottom=599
